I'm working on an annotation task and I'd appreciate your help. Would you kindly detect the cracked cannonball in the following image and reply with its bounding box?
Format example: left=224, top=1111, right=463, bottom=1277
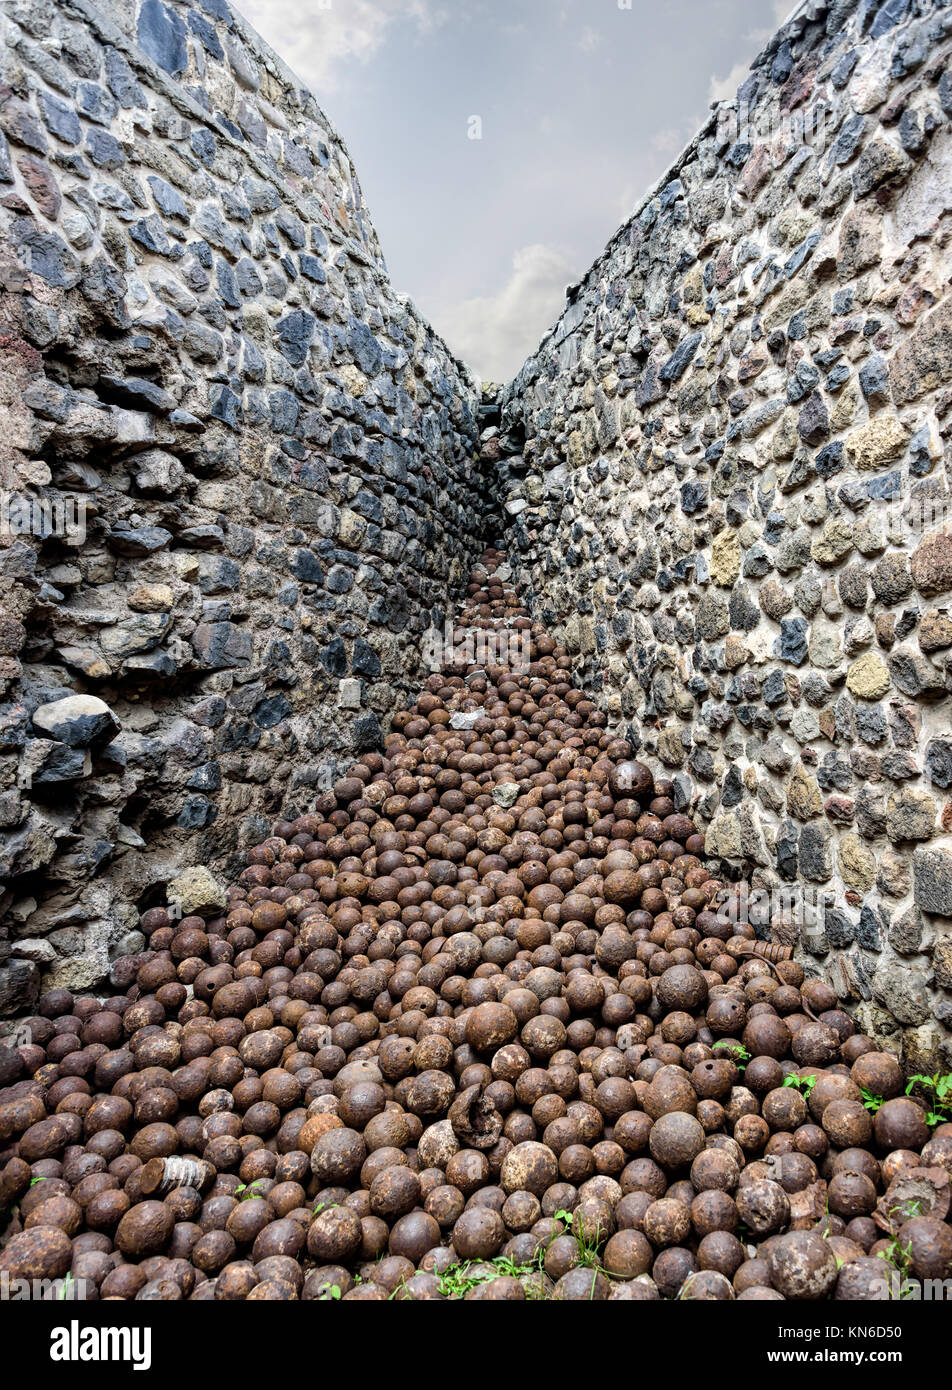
left=735, top=1180, right=790, bottom=1237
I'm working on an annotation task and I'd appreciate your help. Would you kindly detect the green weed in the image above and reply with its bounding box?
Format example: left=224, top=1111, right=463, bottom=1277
left=905, top=1072, right=952, bottom=1128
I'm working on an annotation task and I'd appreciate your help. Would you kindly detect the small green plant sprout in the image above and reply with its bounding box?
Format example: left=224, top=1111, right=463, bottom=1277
left=432, top=1205, right=607, bottom=1300
left=782, top=1073, right=817, bottom=1097
left=235, top=1179, right=268, bottom=1201
left=905, top=1073, right=952, bottom=1128
left=28, top=1175, right=48, bottom=1188
left=431, top=1251, right=550, bottom=1301
left=561, top=1210, right=606, bottom=1269
left=712, top=1041, right=750, bottom=1072
left=308, top=1275, right=344, bottom=1301
left=57, top=1273, right=77, bottom=1301
left=859, top=1086, right=884, bottom=1114
left=875, top=1235, right=918, bottom=1300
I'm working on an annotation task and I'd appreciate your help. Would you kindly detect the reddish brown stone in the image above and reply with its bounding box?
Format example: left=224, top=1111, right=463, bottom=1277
left=16, top=155, right=61, bottom=220
left=738, top=145, right=771, bottom=200
left=911, top=531, right=952, bottom=597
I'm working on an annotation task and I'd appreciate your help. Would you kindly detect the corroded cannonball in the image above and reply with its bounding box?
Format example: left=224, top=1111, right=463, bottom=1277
left=465, top=1003, right=518, bottom=1052
left=602, top=1228, right=652, bottom=1278
left=822, top=1099, right=873, bottom=1149
left=850, top=1051, right=903, bottom=1101
left=500, top=1142, right=559, bottom=1197
left=609, top=761, right=653, bottom=801
left=452, top=1208, right=506, bottom=1260
left=643, top=1198, right=691, bottom=1249
left=648, top=1112, right=705, bottom=1171
left=827, top=1172, right=877, bottom=1219
left=791, top=1023, right=840, bottom=1067
left=873, top=1099, right=930, bottom=1153
left=680, top=1269, right=735, bottom=1300
left=657, top=965, right=707, bottom=1013
left=742, top=1015, right=791, bottom=1061
left=767, top=1230, right=839, bottom=1300
left=644, top=1066, right=697, bottom=1119
left=735, top=1180, right=790, bottom=1237
left=899, top=1217, right=952, bottom=1280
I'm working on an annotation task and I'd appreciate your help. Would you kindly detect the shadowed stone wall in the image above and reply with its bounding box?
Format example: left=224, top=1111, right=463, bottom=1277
left=0, top=0, right=486, bottom=1010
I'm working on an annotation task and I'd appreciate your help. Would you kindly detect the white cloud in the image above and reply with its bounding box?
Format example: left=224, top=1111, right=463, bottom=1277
left=615, top=179, right=642, bottom=221
left=433, top=244, right=576, bottom=382
left=708, top=58, right=751, bottom=105
left=744, top=0, right=796, bottom=43
left=240, top=0, right=443, bottom=92
left=710, top=0, right=790, bottom=105
left=650, top=126, right=686, bottom=156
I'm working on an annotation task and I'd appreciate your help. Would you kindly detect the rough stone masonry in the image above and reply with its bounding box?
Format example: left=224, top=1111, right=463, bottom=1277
left=0, top=0, right=487, bottom=1009
left=2, top=0, right=952, bottom=1073
left=494, top=0, right=952, bottom=1070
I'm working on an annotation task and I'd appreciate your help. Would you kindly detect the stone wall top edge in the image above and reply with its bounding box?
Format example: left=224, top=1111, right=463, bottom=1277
left=11, top=0, right=481, bottom=385
left=504, top=0, right=941, bottom=398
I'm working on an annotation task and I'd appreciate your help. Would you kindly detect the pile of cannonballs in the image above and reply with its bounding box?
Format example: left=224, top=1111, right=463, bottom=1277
left=2, top=550, right=951, bottom=1300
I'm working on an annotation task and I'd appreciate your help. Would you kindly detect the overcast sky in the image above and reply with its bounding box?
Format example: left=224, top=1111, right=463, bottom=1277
left=240, top=0, right=792, bottom=381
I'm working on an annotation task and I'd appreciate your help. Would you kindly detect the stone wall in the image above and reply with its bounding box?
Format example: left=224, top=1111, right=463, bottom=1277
left=496, top=0, right=952, bottom=1068
left=0, top=0, right=486, bottom=1011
